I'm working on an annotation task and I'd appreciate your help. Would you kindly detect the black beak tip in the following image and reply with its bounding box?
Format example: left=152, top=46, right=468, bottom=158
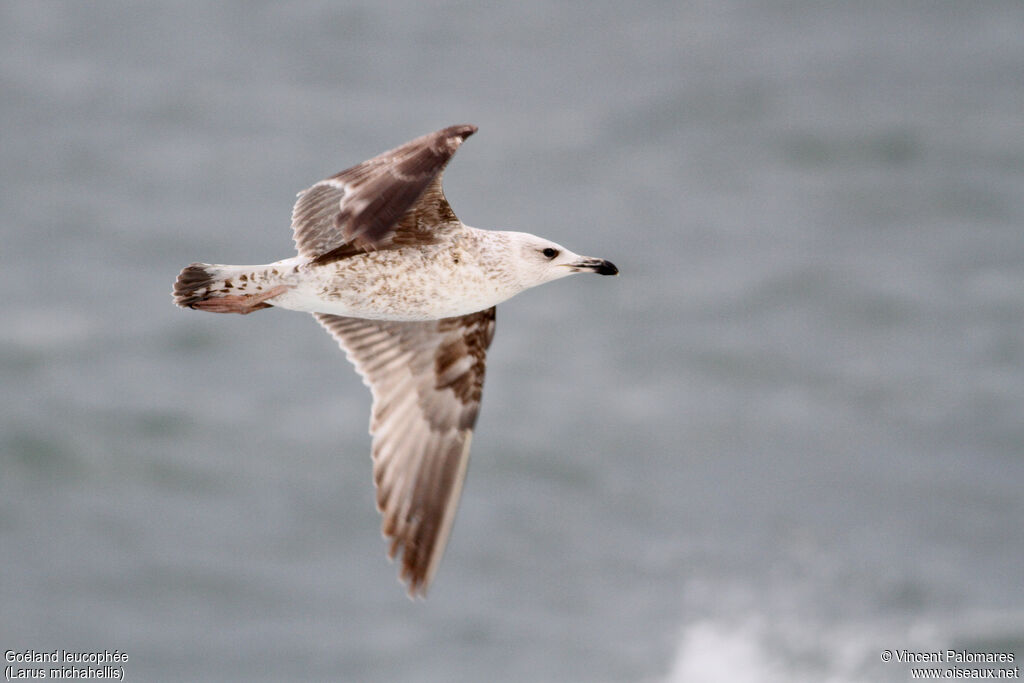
left=596, top=259, right=619, bottom=276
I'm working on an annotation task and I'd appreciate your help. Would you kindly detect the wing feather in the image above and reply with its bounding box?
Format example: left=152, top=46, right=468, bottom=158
left=314, top=307, right=496, bottom=596
left=291, top=125, right=477, bottom=261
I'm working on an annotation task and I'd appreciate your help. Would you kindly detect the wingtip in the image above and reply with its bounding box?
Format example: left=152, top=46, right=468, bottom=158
left=398, top=562, right=431, bottom=600
left=443, top=123, right=478, bottom=142
left=405, top=580, right=429, bottom=601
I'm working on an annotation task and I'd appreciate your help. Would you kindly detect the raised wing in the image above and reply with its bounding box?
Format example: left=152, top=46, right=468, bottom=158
left=315, top=307, right=496, bottom=597
left=291, top=124, right=477, bottom=262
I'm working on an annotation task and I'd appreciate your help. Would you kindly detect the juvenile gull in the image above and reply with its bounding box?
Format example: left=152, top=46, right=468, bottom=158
left=173, top=124, right=617, bottom=596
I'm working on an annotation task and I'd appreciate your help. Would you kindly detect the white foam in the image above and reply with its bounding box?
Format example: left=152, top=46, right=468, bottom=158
left=662, top=615, right=894, bottom=683
left=664, top=618, right=780, bottom=683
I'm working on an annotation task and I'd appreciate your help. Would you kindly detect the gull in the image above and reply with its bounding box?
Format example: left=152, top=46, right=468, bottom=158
left=173, top=124, right=618, bottom=596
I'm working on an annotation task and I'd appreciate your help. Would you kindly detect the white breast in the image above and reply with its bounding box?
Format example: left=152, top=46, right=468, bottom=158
left=267, top=246, right=520, bottom=321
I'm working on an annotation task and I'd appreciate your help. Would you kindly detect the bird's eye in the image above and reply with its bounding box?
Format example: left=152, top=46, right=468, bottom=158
left=542, top=247, right=559, bottom=259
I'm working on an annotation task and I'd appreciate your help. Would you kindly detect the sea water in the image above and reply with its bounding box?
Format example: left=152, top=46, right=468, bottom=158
left=2, top=1, right=1022, bottom=681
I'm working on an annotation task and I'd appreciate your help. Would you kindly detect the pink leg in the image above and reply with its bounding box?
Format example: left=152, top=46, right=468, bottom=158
left=191, top=285, right=290, bottom=314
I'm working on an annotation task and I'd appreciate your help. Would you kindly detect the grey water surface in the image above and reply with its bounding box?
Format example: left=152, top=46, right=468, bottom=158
left=2, top=2, right=1023, bottom=681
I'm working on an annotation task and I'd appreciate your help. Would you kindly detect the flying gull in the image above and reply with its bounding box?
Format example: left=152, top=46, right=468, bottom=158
left=173, top=124, right=618, bottom=596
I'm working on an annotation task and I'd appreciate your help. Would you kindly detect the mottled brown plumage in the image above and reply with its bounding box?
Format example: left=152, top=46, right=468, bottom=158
left=172, top=124, right=617, bottom=598
left=314, top=308, right=495, bottom=594
left=291, top=125, right=474, bottom=264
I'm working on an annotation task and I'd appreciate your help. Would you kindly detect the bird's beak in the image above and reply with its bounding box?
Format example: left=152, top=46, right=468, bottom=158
left=566, top=257, right=619, bottom=276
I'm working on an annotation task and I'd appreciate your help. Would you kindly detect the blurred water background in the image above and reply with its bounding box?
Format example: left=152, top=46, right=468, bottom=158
left=2, top=2, right=1023, bottom=681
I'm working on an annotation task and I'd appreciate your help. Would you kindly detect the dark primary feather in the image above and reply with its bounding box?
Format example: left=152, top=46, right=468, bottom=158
left=291, top=124, right=477, bottom=263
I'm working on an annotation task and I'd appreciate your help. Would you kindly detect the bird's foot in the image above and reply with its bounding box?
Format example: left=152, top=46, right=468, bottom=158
left=191, top=285, right=289, bottom=314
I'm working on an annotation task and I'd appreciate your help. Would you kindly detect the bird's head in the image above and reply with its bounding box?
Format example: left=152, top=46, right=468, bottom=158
left=504, top=231, right=618, bottom=290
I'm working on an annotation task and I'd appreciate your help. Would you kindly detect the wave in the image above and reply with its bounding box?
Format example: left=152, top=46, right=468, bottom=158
left=662, top=612, right=1024, bottom=683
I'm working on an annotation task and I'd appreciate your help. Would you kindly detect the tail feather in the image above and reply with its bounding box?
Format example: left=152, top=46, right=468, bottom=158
left=174, top=263, right=272, bottom=311
left=174, top=262, right=291, bottom=314
left=173, top=263, right=221, bottom=308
